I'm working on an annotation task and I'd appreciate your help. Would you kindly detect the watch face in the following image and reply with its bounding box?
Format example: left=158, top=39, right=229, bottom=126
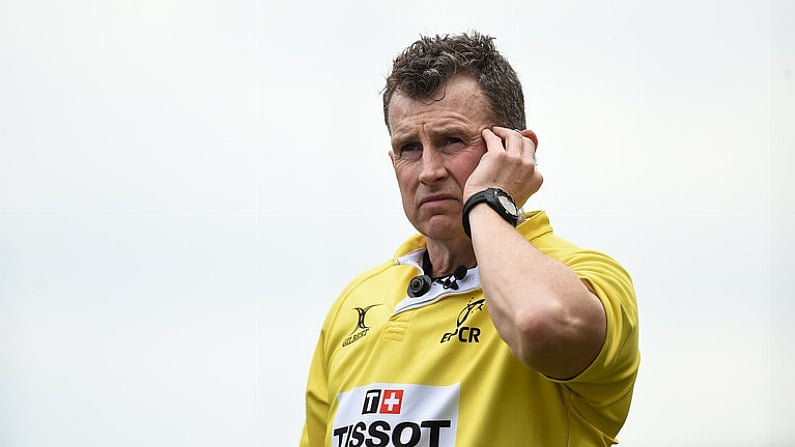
left=497, top=194, right=518, bottom=216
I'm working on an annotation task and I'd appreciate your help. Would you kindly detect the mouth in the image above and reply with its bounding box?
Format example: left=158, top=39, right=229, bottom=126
left=420, top=194, right=458, bottom=208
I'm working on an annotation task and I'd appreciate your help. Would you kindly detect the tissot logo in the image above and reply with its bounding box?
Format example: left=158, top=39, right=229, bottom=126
left=343, top=304, right=381, bottom=348
left=362, top=389, right=404, bottom=415
left=440, top=298, right=485, bottom=344
left=333, top=383, right=459, bottom=447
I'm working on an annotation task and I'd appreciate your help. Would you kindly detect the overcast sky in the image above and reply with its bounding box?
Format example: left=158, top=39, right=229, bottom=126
left=1, top=0, right=794, bottom=446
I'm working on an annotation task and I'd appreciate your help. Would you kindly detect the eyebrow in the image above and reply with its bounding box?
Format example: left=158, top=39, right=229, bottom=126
left=430, top=124, right=470, bottom=137
left=390, top=131, right=414, bottom=149
left=391, top=123, right=475, bottom=145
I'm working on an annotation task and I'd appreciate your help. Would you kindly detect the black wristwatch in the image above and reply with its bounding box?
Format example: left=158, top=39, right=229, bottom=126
left=461, top=188, right=519, bottom=238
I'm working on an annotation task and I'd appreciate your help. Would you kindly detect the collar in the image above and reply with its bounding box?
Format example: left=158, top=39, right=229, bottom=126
left=393, top=247, right=481, bottom=315
left=388, top=210, right=552, bottom=315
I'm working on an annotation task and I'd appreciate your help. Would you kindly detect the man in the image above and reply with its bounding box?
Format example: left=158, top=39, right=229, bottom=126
left=301, top=32, right=639, bottom=447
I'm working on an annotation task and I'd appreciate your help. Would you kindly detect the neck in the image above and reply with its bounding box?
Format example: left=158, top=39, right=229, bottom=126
left=423, top=240, right=476, bottom=278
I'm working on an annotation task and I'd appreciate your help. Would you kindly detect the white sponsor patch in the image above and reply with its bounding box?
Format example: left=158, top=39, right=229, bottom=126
left=332, top=383, right=460, bottom=447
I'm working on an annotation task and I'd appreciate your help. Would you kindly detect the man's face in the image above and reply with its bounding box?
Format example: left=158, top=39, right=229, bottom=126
left=387, top=75, right=495, bottom=241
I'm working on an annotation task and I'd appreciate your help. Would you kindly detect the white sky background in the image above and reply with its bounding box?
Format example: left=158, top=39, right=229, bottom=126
left=1, top=0, right=793, bottom=446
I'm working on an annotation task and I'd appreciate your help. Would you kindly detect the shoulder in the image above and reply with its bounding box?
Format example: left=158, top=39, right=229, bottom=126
left=520, top=211, right=634, bottom=295
left=323, top=260, right=395, bottom=323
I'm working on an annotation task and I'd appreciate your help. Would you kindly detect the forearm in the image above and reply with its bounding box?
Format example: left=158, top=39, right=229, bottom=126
left=469, top=205, right=606, bottom=379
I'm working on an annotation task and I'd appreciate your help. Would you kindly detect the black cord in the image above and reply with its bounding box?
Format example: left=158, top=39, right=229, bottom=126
left=422, top=250, right=468, bottom=290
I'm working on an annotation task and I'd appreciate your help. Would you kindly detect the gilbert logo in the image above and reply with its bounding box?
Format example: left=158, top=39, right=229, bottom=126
left=362, top=389, right=404, bottom=415
left=343, top=304, right=381, bottom=348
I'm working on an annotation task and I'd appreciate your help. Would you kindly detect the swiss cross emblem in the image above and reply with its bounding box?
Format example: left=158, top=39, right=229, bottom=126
left=379, top=389, right=404, bottom=414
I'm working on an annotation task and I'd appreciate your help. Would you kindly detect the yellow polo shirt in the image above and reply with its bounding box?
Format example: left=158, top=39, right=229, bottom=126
left=301, top=211, right=639, bottom=447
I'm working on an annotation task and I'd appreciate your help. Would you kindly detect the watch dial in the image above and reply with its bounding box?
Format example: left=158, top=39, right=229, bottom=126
left=498, top=195, right=518, bottom=215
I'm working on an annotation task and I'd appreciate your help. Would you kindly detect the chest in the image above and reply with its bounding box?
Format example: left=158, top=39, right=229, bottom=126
left=327, top=292, right=512, bottom=392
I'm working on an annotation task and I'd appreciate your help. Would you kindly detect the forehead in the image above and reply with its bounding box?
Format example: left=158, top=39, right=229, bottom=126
left=387, top=75, right=494, bottom=136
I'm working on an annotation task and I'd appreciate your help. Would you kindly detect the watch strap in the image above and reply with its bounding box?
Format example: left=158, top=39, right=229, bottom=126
left=461, top=188, right=518, bottom=238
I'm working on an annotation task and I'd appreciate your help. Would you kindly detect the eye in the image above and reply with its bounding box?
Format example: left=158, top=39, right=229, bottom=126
left=396, top=142, right=422, bottom=160
left=440, top=136, right=465, bottom=153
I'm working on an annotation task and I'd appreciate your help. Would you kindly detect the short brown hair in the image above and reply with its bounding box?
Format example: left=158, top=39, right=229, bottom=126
left=382, top=31, right=526, bottom=132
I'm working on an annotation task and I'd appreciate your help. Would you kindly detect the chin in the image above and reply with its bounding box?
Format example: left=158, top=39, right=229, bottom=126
left=416, top=217, right=462, bottom=240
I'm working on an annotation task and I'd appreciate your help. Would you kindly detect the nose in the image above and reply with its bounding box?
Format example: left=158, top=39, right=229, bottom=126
left=418, top=147, right=447, bottom=185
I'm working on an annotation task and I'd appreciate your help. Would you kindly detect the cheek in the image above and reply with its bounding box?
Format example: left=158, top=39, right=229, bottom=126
left=452, top=153, right=482, bottom=181
left=393, top=166, right=417, bottom=191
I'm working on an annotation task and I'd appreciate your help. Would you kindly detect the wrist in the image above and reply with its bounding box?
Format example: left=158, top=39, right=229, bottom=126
left=461, top=188, right=519, bottom=238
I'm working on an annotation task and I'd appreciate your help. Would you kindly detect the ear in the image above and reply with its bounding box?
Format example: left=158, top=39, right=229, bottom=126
left=519, top=129, right=538, bottom=150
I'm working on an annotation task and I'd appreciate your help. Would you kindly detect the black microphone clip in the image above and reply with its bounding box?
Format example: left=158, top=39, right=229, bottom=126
left=407, top=274, right=433, bottom=298
left=408, top=266, right=467, bottom=297
left=440, top=266, right=467, bottom=290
